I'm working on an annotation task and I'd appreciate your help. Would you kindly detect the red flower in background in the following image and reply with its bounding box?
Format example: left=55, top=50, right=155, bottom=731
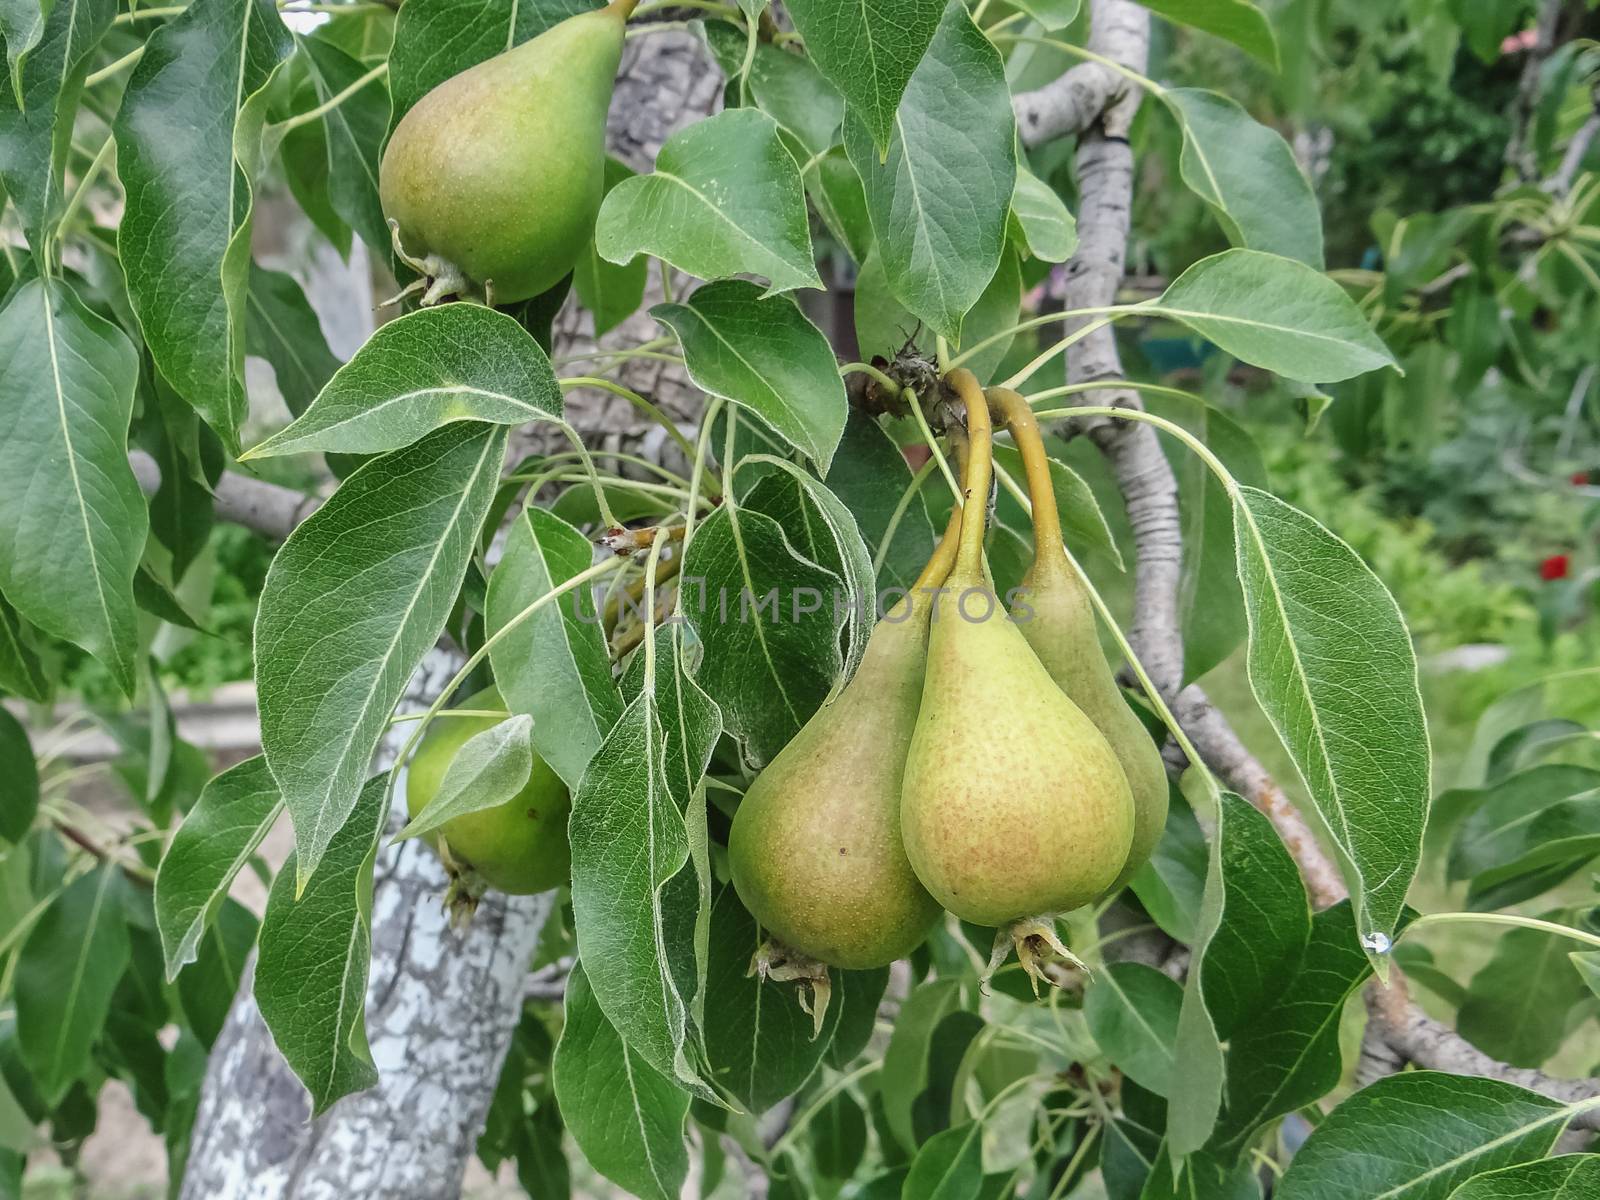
left=1540, top=555, right=1571, bottom=581
left=1573, top=470, right=1592, bottom=486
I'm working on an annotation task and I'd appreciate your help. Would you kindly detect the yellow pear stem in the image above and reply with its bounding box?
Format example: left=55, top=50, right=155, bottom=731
left=988, top=386, right=1066, bottom=574
left=608, top=0, right=641, bottom=19
left=945, top=369, right=994, bottom=579
left=887, top=436, right=967, bottom=625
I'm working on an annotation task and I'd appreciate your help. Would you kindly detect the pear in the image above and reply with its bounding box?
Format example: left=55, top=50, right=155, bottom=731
left=988, top=387, right=1169, bottom=891
left=379, top=0, right=632, bottom=305
left=727, top=504, right=962, bottom=970
left=900, top=370, right=1134, bottom=938
left=406, top=685, right=571, bottom=896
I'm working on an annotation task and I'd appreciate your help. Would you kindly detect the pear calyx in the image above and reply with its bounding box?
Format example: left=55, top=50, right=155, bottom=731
left=749, top=938, right=832, bottom=1039
left=987, top=917, right=1090, bottom=996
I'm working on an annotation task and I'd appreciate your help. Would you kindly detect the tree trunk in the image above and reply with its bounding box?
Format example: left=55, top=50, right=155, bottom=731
left=179, top=28, right=721, bottom=1198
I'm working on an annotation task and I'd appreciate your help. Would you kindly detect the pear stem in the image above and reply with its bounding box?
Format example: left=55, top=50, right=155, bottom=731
left=908, top=462, right=965, bottom=596
left=987, top=386, right=1066, bottom=572
left=946, top=369, right=994, bottom=578
left=608, top=0, right=642, bottom=20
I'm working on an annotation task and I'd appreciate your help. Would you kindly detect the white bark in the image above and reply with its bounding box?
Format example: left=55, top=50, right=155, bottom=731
left=178, top=26, right=721, bottom=1198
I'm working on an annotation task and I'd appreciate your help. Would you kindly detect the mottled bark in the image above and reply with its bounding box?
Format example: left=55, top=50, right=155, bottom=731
left=179, top=28, right=721, bottom=1198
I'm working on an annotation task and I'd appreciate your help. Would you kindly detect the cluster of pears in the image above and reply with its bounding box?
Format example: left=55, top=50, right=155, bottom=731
left=378, top=0, right=637, bottom=305
left=406, top=685, right=572, bottom=903
left=729, top=369, right=1167, bottom=991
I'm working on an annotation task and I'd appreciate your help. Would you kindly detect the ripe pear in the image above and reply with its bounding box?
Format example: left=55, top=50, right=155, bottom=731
left=727, top=507, right=962, bottom=970
left=900, top=371, right=1134, bottom=930
left=379, top=0, right=632, bottom=304
left=988, top=387, right=1168, bottom=891
left=406, top=685, right=571, bottom=894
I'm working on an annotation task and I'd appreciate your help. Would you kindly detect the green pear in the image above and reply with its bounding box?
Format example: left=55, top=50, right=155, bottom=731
left=900, top=371, right=1134, bottom=930
left=379, top=0, right=631, bottom=304
left=727, top=509, right=961, bottom=969
left=406, top=685, right=570, bottom=894
left=989, top=387, right=1168, bottom=892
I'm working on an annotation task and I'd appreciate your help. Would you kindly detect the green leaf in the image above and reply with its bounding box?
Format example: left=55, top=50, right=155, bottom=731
left=1167, top=791, right=1309, bottom=1154
left=114, top=0, right=294, bottom=449
left=811, top=146, right=874, bottom=263
left=596, top=108, right=822, bottom=294
left=1161, top=88, right=1321, bottom=267
left=739, top=457, right=877, bottom=678
left=1210, top=901, right=1387, bottom=1155
left=855, top=245, right=1023, bottom=386
left=1445, top=1154, right=1600, bottom=1199
left=1457, top=919, right=1594, bottom=1068
left=255, top=773, right=387, bottom=1115
left=1276, top=1073, right=1581, bottom=1200
left=1572, top=952, right=1600, bottom=1000
left=141, top=377, right=221, bottom=582
left=1010, top=0, right=1080, bottom=31
left=783, top=0, right=944, bottom=156
left=1199, top=794, right=1311, bottom=1039
left=1135, top=0, right=1278, bottom=69
left=255, top=421, right=507, bottom=886
left=1083, top=961, right=1181, bottom=1096
left=297, top=33, right=388, bottom=254
left=903, top=1121, right=983, bottom=1199
left=1446, top=765, right=1600, bottom=911
left=701, top=887, right=840, bottom=1112
left=1153, top=250, right=1396, bottom=383
left=568, top=632, right=719, bottom=1097
left=991, top=443, right=1123, bottom=569
left=0, top=278, right=144, bottom=696
left=911, top=1010, right=982, bottom=1142
left=703, top=23, right=844, bottom=158
left=552, top=962, right=689, bottom=1200
left=394, top=715, right=533, bottom=841
left=881, top=978, right=961, bottom=1152
left=824, top=412, right=936, bottom=594
left=679, top=491, right=845, bottom=767
left=15, top=863, right=128, bottom=1105
left=0, top=0, right=113, bottom=253
left=1139, top=1145, right=1261, bottom=1200
left=154, top=756, right=281, bottom=979
left=653, top=280, right=847, bottom=471
left=133, top=565, right=208, bottom=634
left=1102, top=1117, right=1160, bottom=1200
left=174, top=897, right=256, bottom=1049
left=1446, top=0, right=1525, bottom=65
left=386, top=0, right=589, bottom=125
left=1129, top=789, right=1205, bottom=943
left=0, top=709, right=37, bottom=844
left=485, top=506, right=622, bottom=791
left=1009, top=167, right=1077, bottom=263
left=827, top=966, right=889, bottom=1068
left=814, top=1088, right=869, bottom=1179
left=0, top=593, right=49, bottom=703
left=245, top=265, right=342, bottom=419
left=1233, top=485, right=1428, bottom=956
left=574, top=157, right=648, bottom=337
left=244, top=305, right=562, bottom=459
left=0, top=0, right=49, bottom=103
left=844, top=1, right=1015, bottom=343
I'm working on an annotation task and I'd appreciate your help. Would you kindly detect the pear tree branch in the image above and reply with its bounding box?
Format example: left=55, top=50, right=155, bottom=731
left=129, top=450, right=320, bottom=543
left=1023, top=0, right=1600, bottom=1120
